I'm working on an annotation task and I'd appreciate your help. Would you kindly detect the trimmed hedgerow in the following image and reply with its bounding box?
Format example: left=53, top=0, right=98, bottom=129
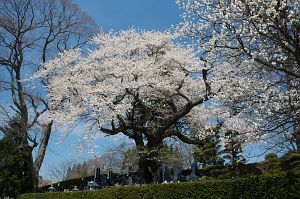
left=17, top=174, right=299, bottom=199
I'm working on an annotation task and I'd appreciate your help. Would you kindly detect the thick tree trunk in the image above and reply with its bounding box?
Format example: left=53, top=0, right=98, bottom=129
left=23, top=145, right=35, bottom=193
left=137, top=138, right=163, bottom=184
left=138, top=149, right=160, bottom=184
left=33, top=121, right=53, bottom=188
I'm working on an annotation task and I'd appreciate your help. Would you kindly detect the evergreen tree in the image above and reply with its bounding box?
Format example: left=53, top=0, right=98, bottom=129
left=193, top=130, right=224, bottom=167
left=0, top=120, right=29, bottom=198
left=223, top=130, right=246, bottom=177
left=263, top=153, right=281, bottom=174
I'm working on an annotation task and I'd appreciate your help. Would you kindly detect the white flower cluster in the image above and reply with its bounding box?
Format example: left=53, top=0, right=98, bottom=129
left=36, top=30, right=213, bottom=134
left=177, top=0, right=300, bottom=147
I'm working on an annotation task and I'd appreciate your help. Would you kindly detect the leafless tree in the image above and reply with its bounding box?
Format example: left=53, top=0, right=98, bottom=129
left=0, top=0, right=98, bottom=191
left=47, top=159, right=77, bottom=181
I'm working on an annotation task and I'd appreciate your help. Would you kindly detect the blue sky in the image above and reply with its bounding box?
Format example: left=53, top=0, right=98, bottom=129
left=40, top=0, right=183, bottom=179
left=73, top=0, right=182, bottom=31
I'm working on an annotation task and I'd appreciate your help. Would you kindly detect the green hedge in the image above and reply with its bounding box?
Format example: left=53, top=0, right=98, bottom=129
left=17, top=174, right=299, bottom=199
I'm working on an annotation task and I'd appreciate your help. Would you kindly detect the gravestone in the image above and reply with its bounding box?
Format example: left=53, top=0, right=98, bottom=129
left=99, top=174, right=108, bottom=188
left=84, top=167, right=101, bottom=190
left=94, top=167, right=101, bottom=184
left=127, top=166, right=133, bottom=185
left=153, top=167, right=160, bottom=183
left=154, top=164, right=171, bottom=183
left=107, top=168, right=111, bottom=180
left=106, top=168, right=114, bottom=186
left=48, top=185, right=56, bottom=192
left=161, top=165, right=169, bottom=182
left=87, top=180, right=99, bottom=190
left=172, top=165, right=182, bottom=182
left=188, top=162, right=199, bottom=181
left=72, top=185, right=79, bottom=191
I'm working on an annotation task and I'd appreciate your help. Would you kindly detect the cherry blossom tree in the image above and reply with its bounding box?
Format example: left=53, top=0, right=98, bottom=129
left=36, top=29, right=231, bottom=183
left=177, top=0, right=300, bottom=152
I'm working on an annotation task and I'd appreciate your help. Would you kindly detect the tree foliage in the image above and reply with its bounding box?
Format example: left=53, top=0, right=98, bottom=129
left=177, top=0, right=300, bottom=151
left=223, top=130, right=246, bottom=166
left=193, top=129, right=224, bottom=167
left=0, top=119, right=29, bottom=197
left=36, top=29, right=223, bottom=183
left=263, top=153, right=281, bottom=174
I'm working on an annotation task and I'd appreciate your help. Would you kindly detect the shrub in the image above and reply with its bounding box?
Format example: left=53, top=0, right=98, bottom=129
left=17, top=174, right=299, bottom=199
left=281, top=152, right=300, bottom=171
